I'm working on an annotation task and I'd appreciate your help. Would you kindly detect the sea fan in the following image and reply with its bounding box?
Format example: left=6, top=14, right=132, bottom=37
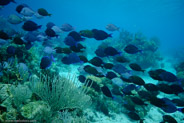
left=29, top=74, right=92, bottom=112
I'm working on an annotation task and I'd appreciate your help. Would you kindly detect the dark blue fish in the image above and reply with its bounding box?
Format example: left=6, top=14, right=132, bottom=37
left=25, top=42, right=33, bottom=50
left=178, top=108, right=184, bottom=113
left=172, top=99, right=184, bottom=107
left=62, top=53, right=82, bottom=64
left=68, top=31, right=85, bottom=41
left=127, top=111, right=141, bottom=121
left=46, top=22, right=55, bottom=28
left=157, top=84, right=174, bottom=94
left=159, top=71, right=178, bottom=82
left=78, top=75, right=86, bottom=83
left=40, top=55, right=54, bottom=69
left=83, top=65, right=100, bottom=76
left=24, top=32, right=38, bottom=42
left=45, top=28, right=58, bottom=37
left=112, top=64, right=129, bottom=75
left=88, top=57, right=103, bottom=67
left=64, top=36, right=77, bottom=47
left=70, top=43, right=86, bottom=52
left=162, top=115, right=177, bottom=123
left=148, top=69, right=166, bottom=81
left=0, top=0, right=16, bottom=6
left=103, top=63, right=114, bottom=69
left=129, top=76, right=145, bottom=85
left=121, top=84, right=137, bottom=95
left=104, top=46, right=121, bottom=56
left=144, top=83, right=159, bottom=92
left=170, top=84, right=184, bottom=95
left=124, top=44, right=142, bottom=54
left=13, top=36, right=25, bottom=45
left=6, top=46, right=16, bottom=55
left=79, top=55, right=88, bottom=63
left=16, top=4, right=29, bottom=14
left=95, top=48, right=107, bottom=57
left=129, top=63, right=144, bottom=72
left=130, top=96, right=147, bottom=105
left=22, top=21, right=42, bottom=31
left=0, top=30, right=10, bottom=40
left=160, top=98, right=177, bottom=113
left=106, top=71, right=118, bottom=79
left=92, top=29, right=112, bottom=40
left=101, top=86, right=113, bottom=98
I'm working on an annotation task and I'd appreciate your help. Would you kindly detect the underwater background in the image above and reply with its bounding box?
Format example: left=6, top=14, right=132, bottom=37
left=0, top=0, right=184, bottom=123
left=1, top=0, right=184, bottom=54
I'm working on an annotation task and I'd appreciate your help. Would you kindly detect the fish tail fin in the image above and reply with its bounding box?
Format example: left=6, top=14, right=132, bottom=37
left=141, top=70, right=145, bottom=73
left=177, top=78, right=183, bottom=86
left=37, top=25, right=42, bottom=29
left=48, top=14, right=52, bottom=17
left=177, top=108, right=183, bottom=112
left=55, top=35, right=60, bottom=38
left=50, top=54, right=55, bottom=62
left=139, top=49, right=143, bottom=53
left=108, top=33, right=112, bottom=37
left=81, top=38, right=85, bottom=41
left=118, top=51, right=122, bottom=55
left=12, top=0, right=17, bottom=3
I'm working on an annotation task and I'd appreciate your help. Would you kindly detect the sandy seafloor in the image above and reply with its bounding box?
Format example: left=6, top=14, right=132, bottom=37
left=58, top=57, right=184, bottom=123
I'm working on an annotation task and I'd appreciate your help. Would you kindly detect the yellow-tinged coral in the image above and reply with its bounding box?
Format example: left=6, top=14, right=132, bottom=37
left=86, top=75, right=102, bottom=84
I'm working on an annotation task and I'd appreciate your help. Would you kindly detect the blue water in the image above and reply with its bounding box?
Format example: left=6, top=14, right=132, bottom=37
left=1, top=0, right=184, bottom=55
left=0, top=0, right=184, bottom=52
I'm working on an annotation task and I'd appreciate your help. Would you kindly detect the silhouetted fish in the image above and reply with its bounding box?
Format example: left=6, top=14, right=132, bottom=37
left=6, top=46, right=16, bottom=55
left=130, top=96, right=147, bottom=105
left=148, top=69, right=166, bottom=81
left=95, top=48, right=107, bottom=57
left=106, top=71, right=118, bottom=80
left=40, top=55, right=54, bottom=69
left=172, top=99, right=184, bottom=107
left=0, top=30, right=11, bottom=40
left=127, top=112, right=140, bottom=121
left=161, top=115, right=177, bottom=123
left=88, top=57, right=103, bottom=67
left=129, top=63, right=144, bottom=72
left=101, top=85, right=113, bottom=98
left=159, top=71, right=178, bottom=82
left=116, top=56, right=129, bottom=63
left=0, top=0, right=16, bottom=6
left=144, top=83, right=159, bottom=92
left=124, top=44, right=142, bottom=54
left=68, top=31, right=85, bottom=41
left=103, top=63, right=114, bottom=69
left=45, top=28, right=58, bottom=37
left=22, top=21, right=41, bottom=31
left=37, top=8, right=51, bottom=16
left=104, top=46, right=121, bottom=56
left=92, top=29, right=112, bottom=40
left=129, top=76, right=145, bottom=85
